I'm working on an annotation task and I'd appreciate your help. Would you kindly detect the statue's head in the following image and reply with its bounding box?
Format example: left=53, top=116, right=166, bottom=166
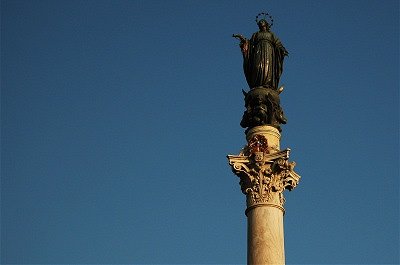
left=257, top=19, right=270, bottom=31
left=255, top=12, right=273, bottom=31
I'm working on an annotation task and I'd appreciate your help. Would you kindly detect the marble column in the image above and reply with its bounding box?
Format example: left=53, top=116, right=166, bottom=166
left=227, top=125, right=300, bottom=265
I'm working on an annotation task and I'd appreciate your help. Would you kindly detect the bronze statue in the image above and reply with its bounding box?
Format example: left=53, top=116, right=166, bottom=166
left=234, top=13, right=288, bottom=132
left=233, top=13, right=288, bottom=90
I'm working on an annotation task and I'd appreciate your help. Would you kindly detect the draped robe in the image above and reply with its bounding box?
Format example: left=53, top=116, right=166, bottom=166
left=242, top=30, right=287, bottom=89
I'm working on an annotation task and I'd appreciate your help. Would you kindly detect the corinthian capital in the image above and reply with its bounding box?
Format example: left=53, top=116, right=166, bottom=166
left=227, top=143, right=300, bottom=213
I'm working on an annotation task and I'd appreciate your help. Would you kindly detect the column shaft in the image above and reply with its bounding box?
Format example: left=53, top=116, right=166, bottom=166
left=247, top=206, right=285, bottom=265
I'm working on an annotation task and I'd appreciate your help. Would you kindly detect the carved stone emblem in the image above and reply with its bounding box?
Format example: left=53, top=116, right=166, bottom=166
left=254, top=152, right=263, bottom=162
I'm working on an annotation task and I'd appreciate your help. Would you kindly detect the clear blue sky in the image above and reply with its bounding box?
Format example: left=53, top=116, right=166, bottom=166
left=1, top=0, right=399, bottom=264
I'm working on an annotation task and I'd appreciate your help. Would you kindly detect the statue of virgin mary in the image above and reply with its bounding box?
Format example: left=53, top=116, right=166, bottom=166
left=235, top=17, right=288, bottom=90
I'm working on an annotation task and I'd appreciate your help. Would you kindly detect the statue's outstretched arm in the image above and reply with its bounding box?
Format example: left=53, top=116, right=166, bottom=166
left=232, top=34, right=247, bottom=43
left=233, top=34, right=249, bottom=55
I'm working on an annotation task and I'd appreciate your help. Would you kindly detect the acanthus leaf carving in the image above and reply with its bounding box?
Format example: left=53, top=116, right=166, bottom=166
left=227, top=143, right=300, bottom=211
